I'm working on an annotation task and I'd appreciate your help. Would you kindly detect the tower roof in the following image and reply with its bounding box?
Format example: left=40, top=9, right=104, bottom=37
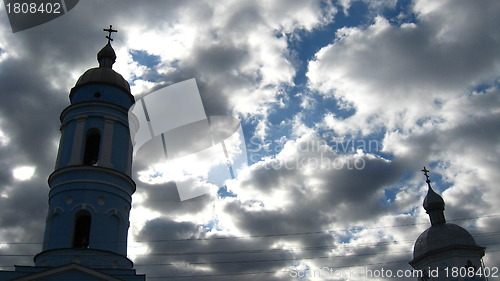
left=74, top=67, right=130, bottom=94
left=70, top=26, right=133, bottom=103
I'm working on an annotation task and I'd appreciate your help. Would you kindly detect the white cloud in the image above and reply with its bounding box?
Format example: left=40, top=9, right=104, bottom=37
left=113, top=0, right=335, bottom=120
left=308, top=0, right=500, bottom=134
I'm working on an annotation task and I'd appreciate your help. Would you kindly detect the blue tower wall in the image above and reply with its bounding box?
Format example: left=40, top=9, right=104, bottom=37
left=35, top=68, right=138, bottom=270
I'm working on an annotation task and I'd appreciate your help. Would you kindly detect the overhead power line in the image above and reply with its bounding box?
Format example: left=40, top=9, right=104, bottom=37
left=1, top=234, right=499, bottom=261
left=1, top=214, right=498, bottom=246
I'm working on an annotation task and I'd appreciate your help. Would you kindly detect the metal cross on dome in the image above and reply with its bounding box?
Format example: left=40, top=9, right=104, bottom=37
left=103, top=25, right=117, bottom=44
left=422, top=166, right=431, bottom=184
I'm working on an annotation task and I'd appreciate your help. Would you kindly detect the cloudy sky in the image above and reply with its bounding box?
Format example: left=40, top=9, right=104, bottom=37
left=0, top=0, right=499, bottom=280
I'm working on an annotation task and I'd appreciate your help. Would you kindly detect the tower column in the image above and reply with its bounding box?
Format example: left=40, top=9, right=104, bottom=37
left=100, top=117, right=115, bottom=168
left=68, top=117, right=86, bottom=166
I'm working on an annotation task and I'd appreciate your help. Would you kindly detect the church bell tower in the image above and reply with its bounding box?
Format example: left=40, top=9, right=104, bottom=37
left=32, top=27, right=143, bottom=277
left=0, top=27, right=144, bottom=280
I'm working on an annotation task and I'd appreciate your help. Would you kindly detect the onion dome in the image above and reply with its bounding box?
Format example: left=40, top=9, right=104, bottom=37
left=423, top=185, right=445, bottom=211
left=421, top=167, right=446, bottom=225
left=97, top=43, right=117, bottom=68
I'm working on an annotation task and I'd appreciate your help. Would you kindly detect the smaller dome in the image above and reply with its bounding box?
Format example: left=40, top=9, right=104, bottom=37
left=97, top=43, right=117, bottom=68
left=423, top=186, right=445, bottom=211
left=413, top=223, right=478, bottom=258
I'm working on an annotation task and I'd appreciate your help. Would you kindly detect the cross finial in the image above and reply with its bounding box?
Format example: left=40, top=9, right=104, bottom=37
left=103, top=25, right=117, bottom=44
left=422, top=166, right=432, bottom=187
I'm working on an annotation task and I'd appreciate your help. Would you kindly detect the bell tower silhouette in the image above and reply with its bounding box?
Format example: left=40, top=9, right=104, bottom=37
left=0, top=27, right=146, bottom=281
left=36, top=25, right=136, bottom=267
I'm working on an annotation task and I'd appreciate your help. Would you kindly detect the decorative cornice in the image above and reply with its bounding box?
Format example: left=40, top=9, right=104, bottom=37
left=48, top=165, right=136, bottom=194
left=60, top=100, right=130, bottom=123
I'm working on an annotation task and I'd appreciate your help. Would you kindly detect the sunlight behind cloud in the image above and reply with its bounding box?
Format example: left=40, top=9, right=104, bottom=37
left=0, top=129, right=8, bottom=146
left=12, top=166, right=35, bottom=181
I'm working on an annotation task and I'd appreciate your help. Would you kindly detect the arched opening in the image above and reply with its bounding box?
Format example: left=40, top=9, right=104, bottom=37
left=72, top=211, right=91, bottom=248
left=83, top=129, right=100, bottom=166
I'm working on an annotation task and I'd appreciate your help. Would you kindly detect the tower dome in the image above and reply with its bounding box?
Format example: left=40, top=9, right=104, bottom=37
left=73, top=67, right=131, bottom=94
left=70, top=40, right=134, bottom=106
left=413, top=223, right=479, bottom=259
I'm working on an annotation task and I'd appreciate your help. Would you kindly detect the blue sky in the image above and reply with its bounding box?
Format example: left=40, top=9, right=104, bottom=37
left=0, top=0, right=499, bottom=280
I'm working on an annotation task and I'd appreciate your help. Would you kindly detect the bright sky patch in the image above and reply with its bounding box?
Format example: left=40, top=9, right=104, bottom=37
left=12, top=166, right=35, bottom=181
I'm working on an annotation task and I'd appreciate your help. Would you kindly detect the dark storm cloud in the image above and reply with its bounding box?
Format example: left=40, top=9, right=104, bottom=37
left=192, top=44, right=249, bottom=74
left=182, top=42, right=251, bottom=115
left=227, top=156, right=398, bottom=232
left=136, top=181, right=213, bottom=216
left=0, top=179, right=47, bottom=268
left=0, top=55, right=65, bottom=269
left=0, top=59, right=63, bottom=160
left=134, top=217, right=295, bottom=280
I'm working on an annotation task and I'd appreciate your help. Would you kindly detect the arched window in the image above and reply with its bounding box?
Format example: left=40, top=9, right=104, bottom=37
left=83, top=129, right=100, bottom=166
left=72, top=211, right=91, bottom=248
